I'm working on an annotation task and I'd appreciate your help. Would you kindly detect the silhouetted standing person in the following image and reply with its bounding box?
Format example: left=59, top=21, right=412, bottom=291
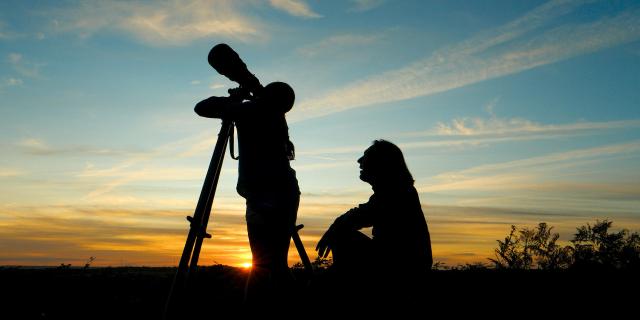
left=195, top=81, right=299, bottom=310
left=316, top=140, right=432, bottom=279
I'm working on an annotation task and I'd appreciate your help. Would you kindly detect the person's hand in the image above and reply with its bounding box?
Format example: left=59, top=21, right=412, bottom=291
left=315, top=227, right=336, bottom=258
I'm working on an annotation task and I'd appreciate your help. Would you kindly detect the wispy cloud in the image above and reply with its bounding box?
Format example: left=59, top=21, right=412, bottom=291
left=441, top=140, right=640, bottom=177
left=269, top=0, right=322, bottom=19
left=297, top=32, right=385, bottom=57
left=51, top=0, right=263, bottom=46
left=16, top=138, right=139, bottom=156
left=81, top=166, right=205, bottom=198
left=0, top=205, right=249, bottom=266
left=6, top=53, right=43, bottom=79
left=0, top=167, right=26, bottom=177
left=420, top=117, right=640, bottom=137
left=209, top=82, right=226, bottom=90
left=0, top=20, right=16, bottom=39
left=1, top=77, right=23, bottom=87
left=348, top=0, right=385, bottom=12
left=73, top=129, right=220, bottom=198
left=291, top=0, right=640, bottom=121
left=296, top=134, right=571, bottom=157
left=296, top=116, right=640, bottom=157
left=398, top=98, right=640, bottom=139
left=419, top=140, right=640, bottom=194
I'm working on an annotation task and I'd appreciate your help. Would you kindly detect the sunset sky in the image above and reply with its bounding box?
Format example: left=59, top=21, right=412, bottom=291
left=1, top=0, right=639, bottom=267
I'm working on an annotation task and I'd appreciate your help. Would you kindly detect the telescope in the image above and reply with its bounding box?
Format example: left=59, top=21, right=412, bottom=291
left=208, top=43, right=262, bottom=101
left=164, top=44, right=311, bottom=319
left=209, top=44, right=296, bottom=114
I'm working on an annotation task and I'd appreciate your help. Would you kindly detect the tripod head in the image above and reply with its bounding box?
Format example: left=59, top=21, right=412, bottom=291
left=208, top=43, right=263, bottom=101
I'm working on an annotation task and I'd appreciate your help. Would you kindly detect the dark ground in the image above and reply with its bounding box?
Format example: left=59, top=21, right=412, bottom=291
left=1, top=266, right=638, bottom=319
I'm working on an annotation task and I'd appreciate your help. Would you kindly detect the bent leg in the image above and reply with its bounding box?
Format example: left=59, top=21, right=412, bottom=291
left=331, top=230, right=374, bottom=273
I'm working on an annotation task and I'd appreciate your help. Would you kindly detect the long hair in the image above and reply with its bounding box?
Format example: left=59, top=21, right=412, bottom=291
left=369, top=140, right=414, bottom=186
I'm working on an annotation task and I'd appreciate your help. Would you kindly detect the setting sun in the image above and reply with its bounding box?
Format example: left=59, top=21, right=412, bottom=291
left=241, top=262, right=252, bottom=269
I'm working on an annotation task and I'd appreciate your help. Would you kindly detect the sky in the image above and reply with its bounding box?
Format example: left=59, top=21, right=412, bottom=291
left=1, top=0, right=639, bottom=267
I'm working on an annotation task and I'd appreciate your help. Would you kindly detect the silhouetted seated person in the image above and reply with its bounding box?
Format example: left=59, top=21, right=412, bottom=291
left=316, top=140, right=432, bottom=292
left=194, top=82, right=300, bottom=310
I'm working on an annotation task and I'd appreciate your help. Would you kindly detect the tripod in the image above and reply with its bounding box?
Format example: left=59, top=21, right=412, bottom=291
left=164, top=120, right=313, bottom=319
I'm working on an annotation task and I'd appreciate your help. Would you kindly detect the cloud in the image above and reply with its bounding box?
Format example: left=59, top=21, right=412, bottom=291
left=71, top=129, right=221, bottom=198
left=16, top=137, right=140, bottom=156
left=269, top=0, right=322, bottom=18
left=51, top=0, right=263, bottom=46
left=81, top=166, right=205, bottom=198
left=17, top=138, right=49, bottom=153
left=418, top=140, right=640, bottom=196
left=8, top=53, right=21, bottom=64
left=348, top=0, right=385, bottom=12
left=6, top=53, right=43, bottom=79
left=0, top=167, right=27, bottom=177
left=209, top=82, right=226, bottom=90
left=0, top=204, right=257, bottom=266
left=440, top=140, right=640, bottom=178
left=0, top=20, right=16, bottom=39
left=2, top=77, right=23, bottom=87
left=295, top=116, right=640, bottom=158
left=425, top=117, right=640, bottom=137
left=290, top=1, right=640, bottom=121
left=296, top=33, right=385, bottom=57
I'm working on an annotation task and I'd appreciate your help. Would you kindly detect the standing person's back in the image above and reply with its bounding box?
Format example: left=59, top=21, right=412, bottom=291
left=195, top=81, right=300, bottom=310
left=232, top=97, right=298, bottom=198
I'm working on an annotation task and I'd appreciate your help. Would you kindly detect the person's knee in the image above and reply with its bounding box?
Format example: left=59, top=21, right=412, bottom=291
left=333, top=230, right=371, bottom=251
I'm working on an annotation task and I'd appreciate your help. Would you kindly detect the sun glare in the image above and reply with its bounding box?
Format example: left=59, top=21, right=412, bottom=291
left=241, top=262, right=252, bottom=269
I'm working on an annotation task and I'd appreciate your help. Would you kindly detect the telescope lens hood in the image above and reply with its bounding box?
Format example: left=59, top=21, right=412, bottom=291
left=208, top=43, right=249, bottom=84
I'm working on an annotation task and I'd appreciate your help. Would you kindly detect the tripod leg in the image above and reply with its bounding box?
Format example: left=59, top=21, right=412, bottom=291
left=292, top=224, right=314, bottom=278
left=164, top=120, right=233, bottom=320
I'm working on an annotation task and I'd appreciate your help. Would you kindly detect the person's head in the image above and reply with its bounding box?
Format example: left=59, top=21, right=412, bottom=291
left=357, top=140, right=414, bottom=188
left=262, top=81, right=295, bottom=113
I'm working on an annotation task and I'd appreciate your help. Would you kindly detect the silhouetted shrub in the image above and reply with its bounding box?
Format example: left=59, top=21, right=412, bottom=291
left=490, top=225, right=524, bottom=269
left=491, top=220, right=639, bottom=271
left=291, top=256, right=332, bottom=271
left=571, top=220, right=640, bottom=270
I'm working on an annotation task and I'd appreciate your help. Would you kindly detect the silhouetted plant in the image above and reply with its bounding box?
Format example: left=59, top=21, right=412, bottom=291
left=490, top=223, right=572, bottom=270
left=311, top=256, right=332, bottom=269
left=492, top=220, right=639, bottom=271
left=571, top=220, right=640, bottom=270
left=456, top=262, right=490, bottom=271
left=489, top=225, right=531, bottom=269
left=432, top=261, right=446, bottom=271
left=83, top=256, right=96, bottom=269
left=529, top=223, right=573, bottom=270
left=291, top=256, right=333, bottom=271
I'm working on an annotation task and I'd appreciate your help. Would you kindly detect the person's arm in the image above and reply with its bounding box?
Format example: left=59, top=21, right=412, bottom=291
left=194, top=96, right=258, bottom=119
left=316, top=196, right=377, bottom=258
left=332, top=202, right=374, bottom=231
